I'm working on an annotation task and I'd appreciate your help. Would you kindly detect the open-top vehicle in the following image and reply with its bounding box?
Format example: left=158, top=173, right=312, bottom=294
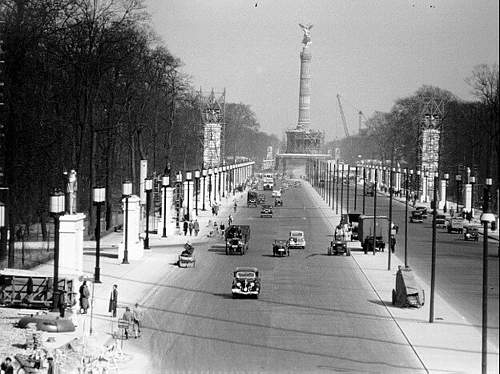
left=260, top=204, right=273, bottom=218
left=415, top=205, right=428, bottom=219
left=232, top=267, right=261, bottom=298
left=273, top=239, right=289, bottom=257
left=463, top=225, right=479, bottom=241
left=327, top=240, right=350, bottom=256
left=247, top=190, right=258, bottom=207
left=288, top=230, right=306, bottom=249
left=274, top=197, right=283, bottom=207
left=179, top=242, right=196, bottom=268
left=225, top=225, right=250, bottom=255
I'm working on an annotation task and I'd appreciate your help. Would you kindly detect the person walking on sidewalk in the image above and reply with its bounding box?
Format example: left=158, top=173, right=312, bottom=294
left=132, top=303, right=143, bottom=338
left=219, top=222, right=225, bottom=238
left=193, top=219, right=200, bottom=236
left=121, top=307, right=134, bottom=339
left=79, top=280, right=90, bottom=314
left=108, top=284, right=118, bottom=318
left=228, top=215, right=233, bottom=226
left=188, top=220, right=194, bottom=236
left=57, top=290, right=67, bottom=318
left=183, top=220, right=188, bottom=236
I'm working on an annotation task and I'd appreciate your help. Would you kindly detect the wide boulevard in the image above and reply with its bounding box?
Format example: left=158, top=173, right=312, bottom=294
left=133, top=182, right=429, bottom=373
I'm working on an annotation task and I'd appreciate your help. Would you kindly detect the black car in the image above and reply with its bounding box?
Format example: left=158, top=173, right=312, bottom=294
left=260, top=204, right=273, bottom=218
left=232, top=267, right=261, bottom=298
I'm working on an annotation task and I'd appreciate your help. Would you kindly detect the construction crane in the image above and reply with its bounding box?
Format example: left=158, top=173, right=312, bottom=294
left=336, top=94, right=350, bottom=137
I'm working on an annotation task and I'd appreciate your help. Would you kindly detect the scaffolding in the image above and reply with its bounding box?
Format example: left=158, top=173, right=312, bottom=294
left=285, top=127, right=324, bottom=154
left=196, top=88, right=226, bottom=168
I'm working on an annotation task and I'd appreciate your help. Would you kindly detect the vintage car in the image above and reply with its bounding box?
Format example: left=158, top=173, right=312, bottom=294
left=273, top=239, right=289, bottom=257
left=327, top=240, right=350, bottom=256
left=232, top=267, right=261, bottom=298
left=362, top=235, right=385, bottom=254
left=410, top=210, right=424, bottom=223
left=179, top=243, right=196, bottom=267
left=463, top=226, right=479, bottom=241
left=225, top=225, right=250, bottom=255
left=272, top=190, right=281, bottom=198
left=274, top=197, right=283, bottom=207
left=260, top=204, right=273, bottom=218
left=247, top=190, right=258, bottom=208
left=435, top=214, right=447, bottom=227
left=415, top=206, right=428, bottom=218
left=447, top=217, right=464, bottom=233
left=288, top=230, right=306, bottom=249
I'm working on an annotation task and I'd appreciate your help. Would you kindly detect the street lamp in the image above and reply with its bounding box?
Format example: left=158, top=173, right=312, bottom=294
left=144, top=177, right=153, bottom=249
left=480, top=178, right=495, bottom=374
left=404, top=169, right=411, bottom=268
left=416, top=170, right=421, bottom=203
left=387, top=167, right=394, bottom=271
left=161, top=175, right=169, bottom=237
left=202, top=169, right=207, bottom=211
left=194, top=170, right=200, bottom=216
left=340, top=164, right=345, bottom=214
left=122, top=180, right=132, bottom=264
left=186, top=171, right=192, bottom=221
left=49, top=190, right=65, bottom=311
left=354, top=165, right=358, bottom=211
left=346, top=165, right=351, bottom=212
left=214, top=167, right=219, bottom=202
left=430, top=171, right=439, bottom=323
left=423, top=170, right=429, bottom=203
left=371, top=168, right=378, bottom=255
left=175, top=173, right=182, bottom=228
left=335, top=161, right=340, bottom=214
left=208, top=168, right=213, bottom=206
left=443, top=173, right=449, bottom=213
left=455, top=174, right=462, bottom=214
left=92, top=186, right=105, bottom=283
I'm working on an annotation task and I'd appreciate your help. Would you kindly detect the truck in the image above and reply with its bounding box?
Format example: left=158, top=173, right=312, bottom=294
left=225, top=225, right=251, bottom=255
left=263, top=173, right=274, bottom=190
left=358, top=215, right=390, bottom=253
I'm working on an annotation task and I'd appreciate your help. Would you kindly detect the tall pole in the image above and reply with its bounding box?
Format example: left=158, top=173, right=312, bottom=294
left=162, top=183, right=167, bottom=237
left=202, top=172, right=207, bottom=211
left=52, top=214, right=61, bottom=311
left=122, top=197, right=129, bottom=264
left=346, top=165, right=350, bottom=212
left=144, top=189, right=151, bottom=249
left=362, top=167, right=366, bottom=215
left=328, top=163, right=332, bottom=207
left=340, top=164, right=344, bottom=214
left=480, top=178, right=494, bottom=374
left=372, top=169, right=378, bottom=255
left=335, top=161, right=339, bottom=214
left=331, top=163, right=335, bottom=211
left=94, top=202, right=102, bottom=283
left=429, top=174, right=438, bottom=323
left=354, top=166, right=358, bottom=211
left=404, top=169, right=409, bottom=268
left=388, top=167, right=394, bottom=270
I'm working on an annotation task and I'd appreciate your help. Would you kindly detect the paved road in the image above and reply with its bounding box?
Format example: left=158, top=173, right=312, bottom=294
left=131, top=183, right=426, bottom=373
left=338, top=183, right=499, bottom=348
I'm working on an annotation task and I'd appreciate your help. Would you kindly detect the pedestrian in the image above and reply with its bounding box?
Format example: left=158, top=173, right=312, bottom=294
left=183, top=220, right=188, bottom=236
left=193, top=219, right=200, bottom=236
left=219, top=222, right=225, bottom=238
left=228, top=215, right=233, bottom=226
left=188, top=220, right=194, bottom=236
left=132, top=303, right=143, bottom=338
left=57, top=290, right=67, bottom=318
left=1, top=357, right=14, bottom=374
left=213, top=221, right=218, bottom=234
left=214, top=203, right=219, bottom=216
left=233, top=200, right=237, bottom=212
left=108, top=284, right=118, bottom=318
left=211, top=205, right=216, bottom=216
left=79, top=280, right=90, bottom=314
left=121, top=307, right=134, bottom=339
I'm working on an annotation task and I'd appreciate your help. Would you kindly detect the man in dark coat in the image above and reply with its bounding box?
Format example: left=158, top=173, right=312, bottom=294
left=183, top=220, right=188, bottom=236
left=79, top=281, right=90, bottom=314
left=108, top=284, right=118, bottom=317
left=57, top=290, right=67, bottom=318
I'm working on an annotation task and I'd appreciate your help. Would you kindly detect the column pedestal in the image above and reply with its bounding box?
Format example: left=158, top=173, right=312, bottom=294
left=118, top=195, right=143, bottom=262
left=59, top=213, right=86, bottom=279
left=464, top=183, right=472, bottom=213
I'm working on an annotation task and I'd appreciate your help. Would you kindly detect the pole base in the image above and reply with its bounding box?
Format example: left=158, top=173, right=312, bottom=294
left=94, top=268, right=101, bottom=283
left=144, top=238, right=150, bottom=250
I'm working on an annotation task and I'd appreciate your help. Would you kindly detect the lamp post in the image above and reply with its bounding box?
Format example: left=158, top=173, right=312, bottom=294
left=423, top=170, right=429, bottom=203
left=175, top=173, right=182, bottom=228
left=144, top=177, right=153, bottom=250
left=346, top=165, right=350, bottom=212
left=404, top=169, right=411, bottom=268
left=388, top=167, right=394, bottom=270
left=202, top=169, right=207, bottom=211
left=331, top=163, right=336, bottom=211
left=429, top=172, right=439, bottom=323
left=186, top=171, right=192, bottom=221
left=335, top=161, right=340, bottom=214
left=214, top=167, right=219, bottom=202
left=208, top=168, right=213, bottom=206
left=371, top=168, right=378, bottom=255
left=362, top=166, right=366, bottom=215
left=340, top=164, right=344, bottom=214
left=354, top=165, right=358, bottom=211
left=455, top=174, right=462, bottom=213
left=92, top=187, right=105, bottom=283
left=49, top=190, right=65, bottom=311
left=443, top=173, right=449, bottom=213
left=480, top=178, right=495, bottom=374
left=161, top=175, right=169, bottom=237
left=194, top=170, right=200, bottom=216
left=416, top=170, right=421, bottom=204
left=221, top=166, right=226, bottom=198
left=122, top=180, right=132, bottom=264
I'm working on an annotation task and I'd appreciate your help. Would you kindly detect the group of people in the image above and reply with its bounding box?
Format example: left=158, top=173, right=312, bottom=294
left=107, top=284, right=143, bottom=340
left=334, top=223, right=352, bottom=241
left=182, top=219, right=200, bottom=236
left=207, top=214, right=234, bottom=238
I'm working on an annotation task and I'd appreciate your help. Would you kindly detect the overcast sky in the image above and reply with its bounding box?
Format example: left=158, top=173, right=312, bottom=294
left=144, top=0, right=499, bottom=141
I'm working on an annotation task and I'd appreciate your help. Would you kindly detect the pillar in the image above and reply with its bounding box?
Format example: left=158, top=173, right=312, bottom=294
left=118, top=195, right=142, bottom=262
left=59, top=213, right=86, bottom=278
left=464, top=183, right=472, bottom=213
left=439, top=180, right=447, bottom=209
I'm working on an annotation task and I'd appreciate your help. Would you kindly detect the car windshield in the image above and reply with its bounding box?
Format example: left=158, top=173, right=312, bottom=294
left=235, top=271, right=256, bottom=279
left=290, top=232, right=303, bottom=238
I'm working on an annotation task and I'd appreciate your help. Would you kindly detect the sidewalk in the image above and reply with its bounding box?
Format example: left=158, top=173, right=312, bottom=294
left=1, top=190, right=244, bottom=373
left=305, top=181, right=499, bottom=374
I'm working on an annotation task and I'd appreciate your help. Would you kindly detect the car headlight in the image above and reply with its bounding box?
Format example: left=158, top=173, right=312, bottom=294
left=250, top=282, right=255, bottom=287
